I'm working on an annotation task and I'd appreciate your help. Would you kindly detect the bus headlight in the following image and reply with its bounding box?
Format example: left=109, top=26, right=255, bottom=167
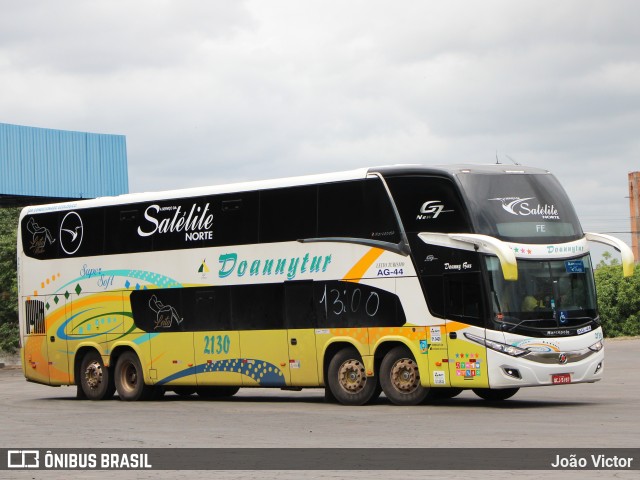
left=464, top=332, right=530, bottom=357
left=588, top=340, right=604, bottom=352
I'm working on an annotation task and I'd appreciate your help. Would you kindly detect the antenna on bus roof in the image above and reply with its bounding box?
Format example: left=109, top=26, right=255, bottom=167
left=495, top=151, right=501, bottom=164
left=506, top=154, right=520, bottom=165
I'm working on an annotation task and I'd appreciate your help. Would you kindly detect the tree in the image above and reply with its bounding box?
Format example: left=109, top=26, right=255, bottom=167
left=0, top=207, right=20, bottom=352
left=594, top=253, right=640, bottom=337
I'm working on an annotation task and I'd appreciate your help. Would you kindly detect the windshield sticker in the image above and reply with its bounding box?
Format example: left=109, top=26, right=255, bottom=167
left=565, top=260, right=585, bottom=273
left=489, top=197, right=560, bottom=220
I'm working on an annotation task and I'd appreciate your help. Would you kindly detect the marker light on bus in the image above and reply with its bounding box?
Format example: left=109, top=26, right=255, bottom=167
left=464, top=332, right=529, bottom=357
left=588, top=340, right=604, bottom=352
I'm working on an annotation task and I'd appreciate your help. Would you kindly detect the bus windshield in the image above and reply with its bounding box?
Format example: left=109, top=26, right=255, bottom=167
left=457, top=172, right=584, bottom=244
left=486, top=255, right=597, bottom=334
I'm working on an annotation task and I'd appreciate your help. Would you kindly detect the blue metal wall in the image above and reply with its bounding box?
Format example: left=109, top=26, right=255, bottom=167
left=0, top=122, right=128, bottom=199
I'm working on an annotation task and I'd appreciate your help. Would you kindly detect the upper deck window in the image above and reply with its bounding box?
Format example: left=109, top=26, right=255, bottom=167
left=385, top=176, right=471, bottom=234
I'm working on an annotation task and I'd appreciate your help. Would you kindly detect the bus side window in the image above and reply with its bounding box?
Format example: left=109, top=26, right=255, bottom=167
left=231, top=284, right=284, bottom=330
left=318, top=181, right=368, bottom=239
left=444, top=273, right=485, bottom=327
left=105, top=208, right=153, bottom=254
left=285, top=281, right=317, bottom=329
left=215, top=192, right=259, bottom=246
left=193, top=288, right=231, bottom=331
left=260, top=186, right=317, bottom=243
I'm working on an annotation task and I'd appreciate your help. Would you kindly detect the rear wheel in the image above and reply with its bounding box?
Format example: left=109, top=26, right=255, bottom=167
left=327, top=347, right=379, bottom=406
left=79, top=351, right=115, bottom=400
left=114, top=351, right=154, bottom=401
left=473, top=387, right=519, bottom=401
left=196, top=386, right=240, bottom=398
left=380, top=346, right=429, bottom=405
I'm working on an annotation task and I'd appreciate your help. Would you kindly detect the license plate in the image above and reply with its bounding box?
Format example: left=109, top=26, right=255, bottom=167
left=552, top=373, right=571, bottom=385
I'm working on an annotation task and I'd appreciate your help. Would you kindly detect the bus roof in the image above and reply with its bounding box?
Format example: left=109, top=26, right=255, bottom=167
left=21, top=163, right=552, bottom=216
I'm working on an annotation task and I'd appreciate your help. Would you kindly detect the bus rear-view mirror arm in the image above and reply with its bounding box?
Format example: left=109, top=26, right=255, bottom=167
left=418, top=232, right=518, bottom=281
left=299, top=237, right=411, bottom=256
left=585, top=232, right=635, bottom=277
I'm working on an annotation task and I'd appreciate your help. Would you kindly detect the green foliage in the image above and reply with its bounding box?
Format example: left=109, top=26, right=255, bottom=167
left=0, top=207, right=20, bottom=352
left=0, top=321, right=19, bottom=353
left=594, top=254, right=640, bottom=338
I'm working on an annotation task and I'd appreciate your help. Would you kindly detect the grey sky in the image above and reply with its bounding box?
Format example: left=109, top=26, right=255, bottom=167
left=1, top=0, right=638, bottom=248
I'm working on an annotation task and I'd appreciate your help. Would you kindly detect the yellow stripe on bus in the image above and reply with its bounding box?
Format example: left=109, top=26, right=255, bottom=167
left=342, top=247, right=384, bottom=282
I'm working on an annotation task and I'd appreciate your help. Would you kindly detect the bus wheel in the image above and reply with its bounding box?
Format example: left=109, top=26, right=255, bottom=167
left=327, top=347, right=378, bottom=406
left=380, top=346, right=429, bottom=405
left=196, top=386, right=240, bottom=399
left=79, top=351, right=115, bottom=400
left=114, top=351, right=153, bottom=401
left=473, top=387, right=519, bottom=401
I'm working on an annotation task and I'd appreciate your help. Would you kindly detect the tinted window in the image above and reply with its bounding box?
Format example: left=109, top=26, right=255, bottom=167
left=285, top=281, right=317, bottom=329
left=130, top=288, right=187, bottom=332
left=457, top=173, right=583, bottom=243
left=385, top=176, right=471, bottom=234
left=131, top=282, right=406, bottom=331
left=260, top=186, right=317, bottom=243
left=216, top=192, right=259, bottom=246
left=315, top=280, right=406, bottom=328
left=22, top=208, right=105, bottom=259
left=318, top=178, right=401, bottom=242
left=193, top=288, right=231, bottom=331
left=445, top=272, right=485, bottom=327
left=105, top=209, right=152, bottom=254
left=231, top=284, right=284, bottom=330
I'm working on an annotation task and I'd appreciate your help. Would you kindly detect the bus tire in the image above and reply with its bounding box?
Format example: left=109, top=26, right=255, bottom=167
left=473, top=387, right=519, bottom=401
left=327, top=347, right=378, bottom=406
left=196, top=386, right=240, bottom=399
left=79, top=351, right=115, bottom=400
left=114, top=351, right=154, bottom=401
left=379, top=346, right=429, bottom=406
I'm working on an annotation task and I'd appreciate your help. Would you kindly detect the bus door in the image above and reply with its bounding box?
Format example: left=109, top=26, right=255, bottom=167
left=285, top=281, right=319, bottom=386
left=22, top=297, right=50, bottom=384
left=443, top=271, right=490, bottom=389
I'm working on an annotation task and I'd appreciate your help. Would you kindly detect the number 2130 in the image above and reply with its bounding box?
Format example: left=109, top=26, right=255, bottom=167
left=203, top=335, right=231, bottom=354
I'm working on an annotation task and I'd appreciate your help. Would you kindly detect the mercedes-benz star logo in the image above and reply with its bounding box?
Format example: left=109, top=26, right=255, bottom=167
left=60, top=211, right=84, bottom=255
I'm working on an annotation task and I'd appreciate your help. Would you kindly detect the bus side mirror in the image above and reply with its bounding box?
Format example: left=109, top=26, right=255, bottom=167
left=585, top=232, right=635, bottom=277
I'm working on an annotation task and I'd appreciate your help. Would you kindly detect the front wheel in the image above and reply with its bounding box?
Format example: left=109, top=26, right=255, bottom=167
left=114, top=351, right=154, bottom=401
left=379, top=346, right=429, bottom=405
left=79, top=351, right=115, bottom=400
left=473, top=387, right=519, bottom=401
left=327, top=347, right=379, bottom=406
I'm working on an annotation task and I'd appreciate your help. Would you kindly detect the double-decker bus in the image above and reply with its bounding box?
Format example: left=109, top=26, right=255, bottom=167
left=17, top=164, right=634, bottom=405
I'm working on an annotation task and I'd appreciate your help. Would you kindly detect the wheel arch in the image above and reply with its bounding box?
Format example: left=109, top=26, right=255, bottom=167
left=73, top=344, right=104, bottom=386
left=321, top=340, right=363, bottom=386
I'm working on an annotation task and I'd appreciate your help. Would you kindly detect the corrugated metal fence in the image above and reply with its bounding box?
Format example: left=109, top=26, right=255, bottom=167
left=0, top=122, right=128, bottom=199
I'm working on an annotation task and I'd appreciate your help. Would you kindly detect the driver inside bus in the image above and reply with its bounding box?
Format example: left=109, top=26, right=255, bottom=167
left=521, top=290, right=546, bottom=312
